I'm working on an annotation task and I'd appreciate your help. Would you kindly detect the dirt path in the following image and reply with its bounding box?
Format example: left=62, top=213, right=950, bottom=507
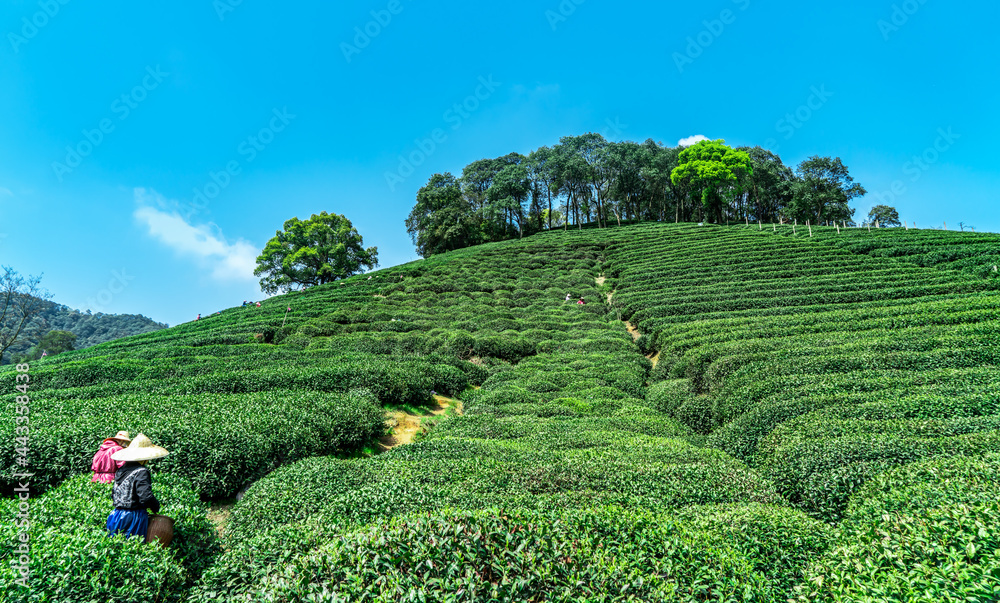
left=206, top=395, right=462, bottom=540
left=596, top=275, right=616, bottom=304
left=378, top=395, right=461, bottom=451
left=207, top=501, right=235, bottom=541
left=601, top=276, right=659, bottom=369
left=625, top=321, right=641, bottom=342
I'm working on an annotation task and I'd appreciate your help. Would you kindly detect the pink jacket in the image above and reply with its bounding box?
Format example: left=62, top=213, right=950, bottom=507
left=91, top=439, right=125, bottom=483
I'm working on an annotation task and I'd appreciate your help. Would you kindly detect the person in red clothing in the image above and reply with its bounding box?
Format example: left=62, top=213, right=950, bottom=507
left=91, top=431, right=131, bottom=483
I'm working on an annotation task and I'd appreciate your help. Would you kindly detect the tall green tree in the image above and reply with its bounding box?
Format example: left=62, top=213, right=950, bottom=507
left=255, top=212, right=378, bottom=294
left=602, top=141, right=646, bottom=224
left=19, top=329, right=76, bottom=362
left=486, top=163, right=531, bottom=238
left=640, top=140, right=686, bottom=222
left=866, top=204, right=901, bottom=227
left=551, top=143, right=592, bottom=229
left=670, top=140, right=752, bottom=224
left=560, top=133, right=610, bottom=227
left=739, top=146, right=796, bottom=223
left=527, top=146, right=558, bottom=230
left=406, top=173, right=479, bottom=258
left=789, top=156, right=866, bottom=224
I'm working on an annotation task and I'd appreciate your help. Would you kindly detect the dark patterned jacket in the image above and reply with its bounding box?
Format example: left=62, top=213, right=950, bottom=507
left=111, top=462, right=161, bottom=512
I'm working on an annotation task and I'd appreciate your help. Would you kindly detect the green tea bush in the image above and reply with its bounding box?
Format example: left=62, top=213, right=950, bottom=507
left=0, top=390, right=385, bottom=497
left=256, top=506, right=786, bottom=602
left=758, top=427, right=1000, bottom=521
left=674, top=503, right=832, bottom=596
left=223, top=435, right=781, bottom=550
left=0, top=473, right=219, bottom=603
left=793, top=455, right=1000, bottom=602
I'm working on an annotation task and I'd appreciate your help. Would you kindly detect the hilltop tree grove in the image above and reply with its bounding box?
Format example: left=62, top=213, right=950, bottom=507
left=405, top=132, right=867, bottom=257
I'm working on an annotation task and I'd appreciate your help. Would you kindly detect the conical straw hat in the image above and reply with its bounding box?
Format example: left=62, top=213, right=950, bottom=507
left=107, top=431, right=131, bottom=445
left=111, top=433, right=169, bottom=462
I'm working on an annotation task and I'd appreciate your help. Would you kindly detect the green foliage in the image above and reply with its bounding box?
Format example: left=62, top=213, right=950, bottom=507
left=0, top=266, right=51, bottom=365
left=0, top=474, right=220, bottom=603
left=249, top=506, right=816, bottom=602
left=671, top=139, right=753, bottom=224
left=793, top=455, right=1000, bottom=602
left=6, top=221, right=1000, bottom=601
left=0, top=390, right=385, bottom=498
left=255, top=211, right=379, bottom=294
left=405, top=172, right=481, bottom=258
left=788, top=156, right=865, bottom=224
left=16, top=329, right=76, bottom=362
left=866, top=204, right=901, bottom=227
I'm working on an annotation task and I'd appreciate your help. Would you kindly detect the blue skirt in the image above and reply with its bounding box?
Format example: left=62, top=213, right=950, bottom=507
left=106, top=508, right=148, bottom=539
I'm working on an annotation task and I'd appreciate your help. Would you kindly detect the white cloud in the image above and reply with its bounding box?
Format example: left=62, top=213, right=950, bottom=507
left=678, top=135, right=709, bottom=147
left=133, top=188, right=258, bottom=282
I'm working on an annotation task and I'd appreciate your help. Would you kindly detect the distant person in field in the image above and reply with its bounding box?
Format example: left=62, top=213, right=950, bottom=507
left=577, top=297, right=585, bottom=305
left=90, top=431, right=131, bottom=484
left=196, top=313, right=201, bottom=320
left=256, top=301, right=261, bottom=308
left=242, top=300, right=248, bottom=307
left=106, top=434, right=169, bottom=540
left=565, top=293, right=571, bottom=303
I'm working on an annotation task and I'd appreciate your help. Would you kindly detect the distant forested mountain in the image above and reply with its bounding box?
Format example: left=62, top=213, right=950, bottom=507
left=1, top=297, right=167, bottom=364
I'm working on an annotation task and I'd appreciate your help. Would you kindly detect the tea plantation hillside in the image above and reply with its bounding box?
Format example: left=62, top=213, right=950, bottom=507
left=778, top=225, right=1000, bottom=279
left=3, top=222, right=1000, bottom=602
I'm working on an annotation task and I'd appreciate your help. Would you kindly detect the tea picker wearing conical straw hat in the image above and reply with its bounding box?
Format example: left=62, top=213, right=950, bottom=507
left=106, top=434, right=168, bottom=540
left=90, top=431, right=131, bottom=484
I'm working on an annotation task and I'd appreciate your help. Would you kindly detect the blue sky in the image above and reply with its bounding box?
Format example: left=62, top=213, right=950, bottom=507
left=1, top=0, right=997, bottom=326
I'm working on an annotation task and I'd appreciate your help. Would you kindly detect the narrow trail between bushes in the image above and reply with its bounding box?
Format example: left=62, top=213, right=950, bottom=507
left=599, top=275, right=659, bottom=369
left=208, top=501, right=235, bottom=540
left=207, top=395, right=464, bottom=540
left=378, top=395, right=462, bottom=451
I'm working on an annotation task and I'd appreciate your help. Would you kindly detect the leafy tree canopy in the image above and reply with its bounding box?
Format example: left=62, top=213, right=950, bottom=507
left=739, top=146, right=795, bottom=223
left=671, top=140, right=752, bottom=224
left=867, top=204, right=902, bottom=227
left=16, top=329, right=77, bottom=362
left=406, top=173, right=480, bottom=258
left=255, top=212, right=378, bottom=294
left=789, top=156, right=866, bottom=224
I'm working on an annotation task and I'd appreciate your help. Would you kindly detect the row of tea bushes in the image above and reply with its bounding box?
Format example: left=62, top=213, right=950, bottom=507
left=253, top=505, right=828, bottom=603
left=780, top=224, right=1000, bottom=280
left=190, top=231, right=801, bottom=601
left=0, top=474, right=219, bottom=603
left=222, top=435, right=782, bottom=547
left=708, top=366, right=1000, bottom=462
left=0, top=389, right=385, bottom=497
left=602, top=223, right=1000, bottom=519
left=793, top=454, right=1000, bottom=601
